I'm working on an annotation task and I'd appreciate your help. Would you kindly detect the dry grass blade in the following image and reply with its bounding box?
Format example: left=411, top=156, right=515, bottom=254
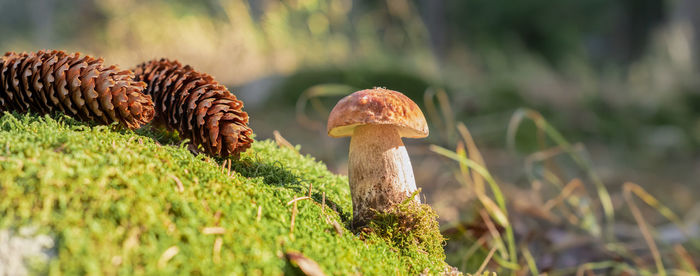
left=320, top=213, right=344, bottom=235
left=625, top=183, right=689, bottom=238
left=541, top=169, right=565, bottom=188
left=273, top=130, right=296, bottom=151
left=674, top=244, right=699, bottom=275
left=213, top=211, right=222, bottom=225
left=157, top=246, right=179, bottom=269
left=537, top=176, right=587, bottom=228
left=213, top=237, right=223, bottom=264
left=457, top=122, right=486, bottom=190
left=431, top=142, right=518, bottom=268
left=461, top=235, right=489, bottom=270
left=202, top=227, right=226, bottom=235
left=623, top=182, right=666, bottom=276
left=479, top=210, right=508, bottom=260
left=543, top=179, right=584, bottom=211
left=168, top=174, right=184, bottom=193
left=622, top=183, right=700, bottom=274
left=475, top=246, right=498, bottom=276
left=541, top=178, right=584, bottom=226
left=290, top=201, right=298, bottom=234
left=478, top=195, right=509, bottom=230
left=455, top=143, right=474, bottom=191
left=447, top=138, right=508, bottom=228
left=507, top=108, right=614, bottom=239
left=285, top=251, right=326, bottom=276
left=524, top=143, right=584, bottom=188
left=287, top=196, right=312, bottom=206
left=330, top=219, right=343, bottom=235
left=221, top=159, right=228, bottom=174
left=454, top=125, right=509, bottom=226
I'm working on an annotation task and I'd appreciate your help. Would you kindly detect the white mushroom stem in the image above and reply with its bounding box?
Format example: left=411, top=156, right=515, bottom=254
left=348, top=124, right=420, bottom=224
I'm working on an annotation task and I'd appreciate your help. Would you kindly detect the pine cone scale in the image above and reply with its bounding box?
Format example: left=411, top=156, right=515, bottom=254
left=68, top=61, right=92, bottom=121
left=9, top=57, right=29, bottom=111
left=23, top=56, right=47, bottom=114
left=80, top=61, right=103, bottom=118
left=94, top=69, right=118, bottom=123
left=55, top=75, right=77, bottom=116
left=0, top=51, right=154, bottom=129
left=53, top=54, right=80, bottom=116
left=39, top=55, right=63, bottom=112
left=31, top=56, right=52, bottom=114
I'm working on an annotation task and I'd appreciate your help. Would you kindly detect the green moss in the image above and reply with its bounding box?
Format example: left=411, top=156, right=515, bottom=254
left=359, top=193, right=448, bottom=274
left=0, top=112, right=448, bottom=275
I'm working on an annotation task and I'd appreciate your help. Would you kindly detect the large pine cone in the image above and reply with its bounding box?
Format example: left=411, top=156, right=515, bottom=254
left=0, top=50, right=154, bottom=129
left=133, top=59, right=253, bottom=158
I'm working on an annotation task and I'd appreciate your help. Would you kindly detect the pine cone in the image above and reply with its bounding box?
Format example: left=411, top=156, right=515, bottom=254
left=0, top=50, right=154, bottom=129
left=133, top=59, right=253, bottom=158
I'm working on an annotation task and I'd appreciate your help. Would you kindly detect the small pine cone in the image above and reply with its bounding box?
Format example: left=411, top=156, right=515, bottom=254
left=0, top=50, right=155, bottom=129
left=133, top=59, right=253, bottom=158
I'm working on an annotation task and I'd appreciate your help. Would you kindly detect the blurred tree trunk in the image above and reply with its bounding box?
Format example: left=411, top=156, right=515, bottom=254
left=679, top=0, right=699, bottom=65
left=419, top=0, right=447, bottom=63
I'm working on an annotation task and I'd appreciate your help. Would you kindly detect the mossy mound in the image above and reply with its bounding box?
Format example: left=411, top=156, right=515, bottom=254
left=0, top=112, right=448, bottom=274
left=360, top=196, right=448, bottom=274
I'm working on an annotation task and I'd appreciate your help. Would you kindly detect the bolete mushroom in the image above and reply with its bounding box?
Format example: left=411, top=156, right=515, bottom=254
left=327, top=87, right=428, bottom=225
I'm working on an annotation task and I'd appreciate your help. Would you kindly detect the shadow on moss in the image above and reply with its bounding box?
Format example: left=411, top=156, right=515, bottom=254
left=231, top=155, right=351, bottom=223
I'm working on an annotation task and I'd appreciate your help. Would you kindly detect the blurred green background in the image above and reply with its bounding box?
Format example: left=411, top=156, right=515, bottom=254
left=2, top=0, right=698, bottom=273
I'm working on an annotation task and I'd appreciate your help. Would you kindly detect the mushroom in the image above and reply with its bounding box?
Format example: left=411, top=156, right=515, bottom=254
left=327, top=87, right=428, bottom=225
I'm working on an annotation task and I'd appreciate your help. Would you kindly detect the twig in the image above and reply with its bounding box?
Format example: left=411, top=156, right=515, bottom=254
left=287, top=196, right=311, bottom=206
left=221, top=159, right=227, bottom=173
left=213, top=237, right=223, bottom=264
left=213, top=211, right=222, bottom=225
left=290, top=201, right=298, bottom=234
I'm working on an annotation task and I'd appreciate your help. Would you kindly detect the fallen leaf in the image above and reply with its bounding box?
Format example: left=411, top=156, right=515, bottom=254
left=285, top=251, right=326, bottom=276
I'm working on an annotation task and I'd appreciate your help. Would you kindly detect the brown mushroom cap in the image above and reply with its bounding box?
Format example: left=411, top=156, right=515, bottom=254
left=327, top=87, right=428, bottom=138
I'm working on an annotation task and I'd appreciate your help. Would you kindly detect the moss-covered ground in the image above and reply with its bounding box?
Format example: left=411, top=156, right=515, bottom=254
left=0, top=112, right=447, bottom=275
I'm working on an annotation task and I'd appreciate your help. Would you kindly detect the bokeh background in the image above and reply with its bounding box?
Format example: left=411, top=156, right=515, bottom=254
left=2, top=0, right=698, bottom=273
